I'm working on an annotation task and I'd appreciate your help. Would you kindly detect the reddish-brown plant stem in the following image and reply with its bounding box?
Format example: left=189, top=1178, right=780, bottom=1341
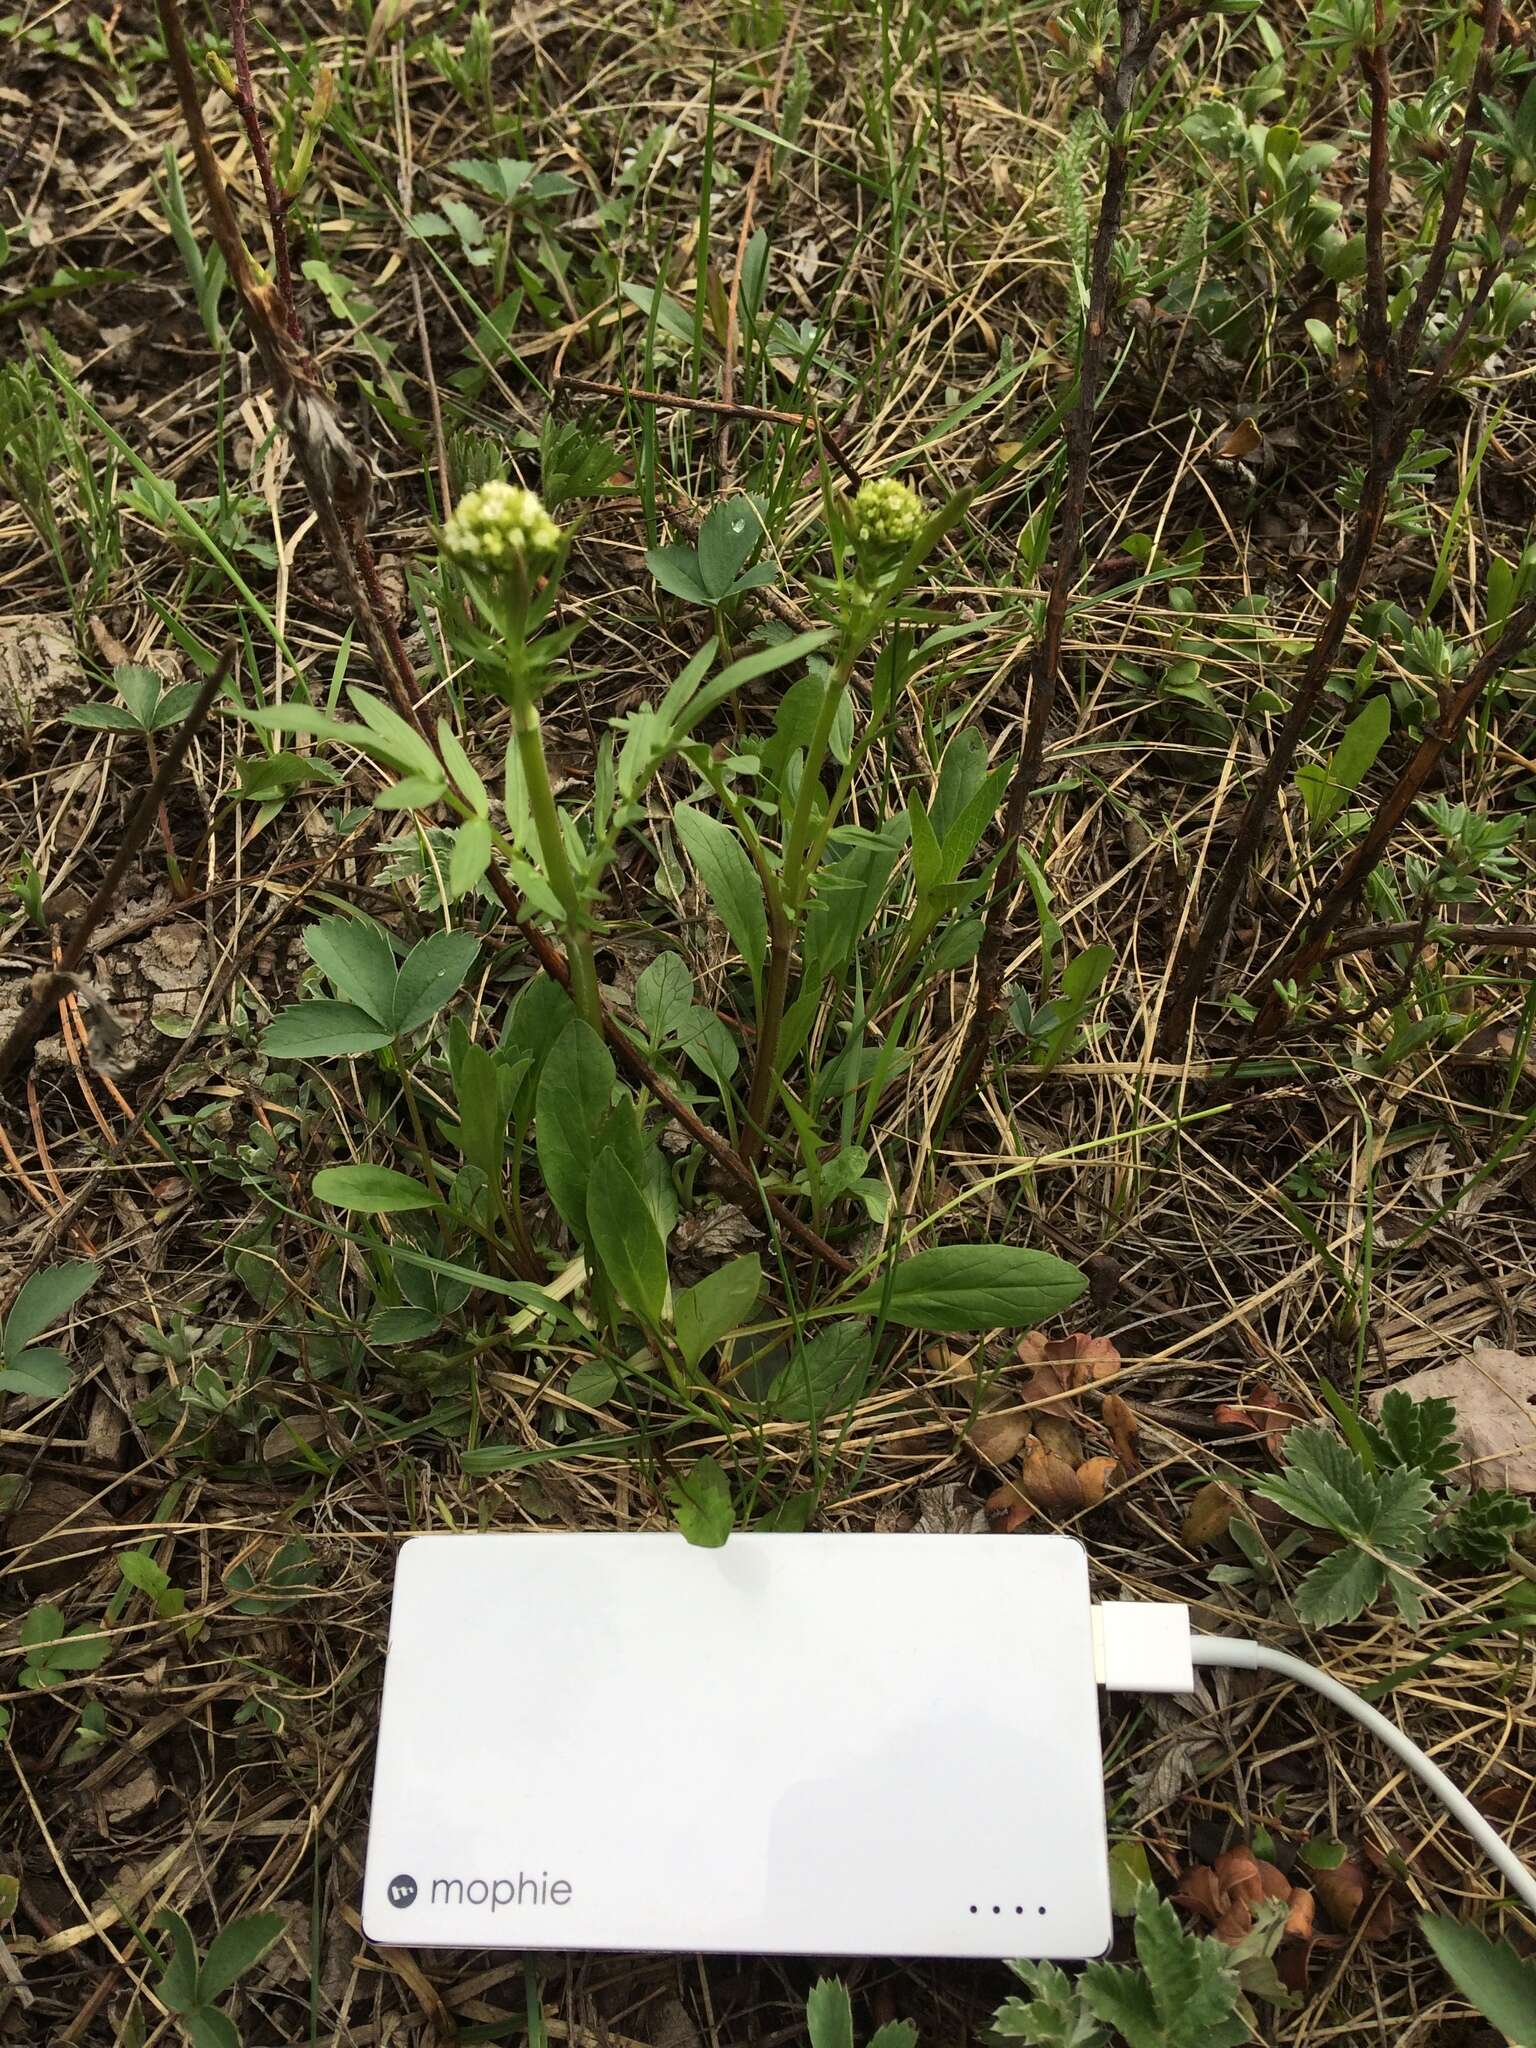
left=227, top=0, right=299, bottom=335
left=951, top=0, right=1185, bottom=1101
left=158, top=0, right=853, bottom=1278
left=1158, top=2, right=1509, bottom=1047
left=1251, top=593, right=1536, bottom=1035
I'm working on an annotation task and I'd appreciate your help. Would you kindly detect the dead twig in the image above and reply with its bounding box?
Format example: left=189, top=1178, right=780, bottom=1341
left=952, top=0, right=1193, bottom=1101
left=1254, top=593, right=1536, bottom=1032
left=1157, top=0, right=1507, bottom=1048
left=558, top=374, right=861, bottom=488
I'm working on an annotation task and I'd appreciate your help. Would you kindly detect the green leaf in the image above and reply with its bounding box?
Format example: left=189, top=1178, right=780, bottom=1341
left=866, top=2024, right=918, bottom=2048
left=437, top=721, right=490, bottom=817
left=155, top=1907, right=201, bottom=2013
left=565, top=1358, right=618, bottom=1407
left=765, top=1320, right=869, bottom=1421
left=0, top=1347, right=73, bottom=1398
left=1420, top=1913, right=1536, bottom=2044
left=117, top=1552, right=171, bottom=1602
left=673, top=804, right=767, bottom=993
left=303, top=916, right=398, bottom=1024
left=347, top=687, right=445, bottom=786
left=806, top=1978, right=855, bottom=2048
left=1291, top=1543, right=1385, bottom=1628
left=1297, top=696, right=1391, bottom=827
left=184, top=2010, right=241, bottom=2048
left=670, top=630, right=831, bottom=739
left=1433, top=1488, right=1533, bottom=1569
left=20, top=1603, right=65, bottom=1649
left=1081, top=1889, right=1249, bottom=2048
left=1107, top=1839, right=1155, bottom=1917
left=448, top=816, right=493, bottom=900
left=262, top=1001, right=395, bottom=1058
left=1363, top=1389, right=1460, bottom=1480
left=1256, top=1425, right=1385, bottom=1535
left=669, top=1454, right=733, bottom=1548
left=995, top=1961, right=1108, bottom=2045
left=1300, top=1838, right=1348, bottom=1870
left=392, top=930, right=479, bottom=1033
left=197, top=1912, right=286, bottom=2004
left=449, top=1035, right=507, bottom=1185
left=646, top=542, right=712, bottom=605
left=696, top=497, right=762, bottom=600
left=587, top=1146, right=669, bottom=1327
left=312, top=1165, right=438, bottom=1214
left=673, top=1254, right=762, bottom=1370
left=534, top=1019, right=616, bottom=1237
left=850, top=1243, right=1086, bottom=1333
left=66, top=703, right=144, bottom=731
left=4, top=1260, right=100, bottom=1356
left=634, top=953, right=695, bottom=1044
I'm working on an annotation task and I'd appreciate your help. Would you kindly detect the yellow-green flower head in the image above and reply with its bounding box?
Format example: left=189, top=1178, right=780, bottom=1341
left=442, top=480, right=562, bottom=570
left=852, top=477, right=923, bottom=550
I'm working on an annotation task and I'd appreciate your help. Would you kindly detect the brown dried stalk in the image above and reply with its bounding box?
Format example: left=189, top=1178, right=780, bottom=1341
left=951, top=0, right=1197, bottom=1100
left=1253, top=592, right=1536, bottom=1034
left=1157, top=0, right=1507, bottom=1047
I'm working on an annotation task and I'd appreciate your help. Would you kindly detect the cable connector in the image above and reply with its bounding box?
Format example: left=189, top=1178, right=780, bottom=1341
left=1092, top=1601, right=1194, bottom=1694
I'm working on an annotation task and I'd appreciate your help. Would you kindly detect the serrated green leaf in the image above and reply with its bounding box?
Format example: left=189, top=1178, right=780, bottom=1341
left=1364, top=1389, right=1460, bottom=1481
left=1292, top=1543, right=1385, bottom=1627
left=0, top=1347, right=73, bottom=1398
left=696, top=497, right=762, bottom=600
left=849, top=1243, right=1086, bottom=1333
left=647, top=542, right=712, bottom=605
left=1254, top=1425, right=1382, bottom=1535
left=806, top=1978, right=855, bottom=2048
left=866, top=2024, right=918, bottom=2048
left=995, top=1962, right=1109, bottom=2045
left=4, top=1260, right=101, bottom=1356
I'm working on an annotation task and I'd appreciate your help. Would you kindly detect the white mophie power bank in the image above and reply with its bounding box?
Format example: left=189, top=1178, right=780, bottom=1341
left=362, top=1532, right=1111, bottom=1958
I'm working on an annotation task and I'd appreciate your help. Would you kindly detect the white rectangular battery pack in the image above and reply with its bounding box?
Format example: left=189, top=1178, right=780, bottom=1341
left=362, top=1531, right=1111, bottom=1958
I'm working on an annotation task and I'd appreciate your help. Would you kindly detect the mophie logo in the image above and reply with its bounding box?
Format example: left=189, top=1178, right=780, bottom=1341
left=427, top=1872, right=573, bottom=1912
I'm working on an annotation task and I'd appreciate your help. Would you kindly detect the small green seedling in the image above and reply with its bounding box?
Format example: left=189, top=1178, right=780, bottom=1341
left=20, top=1603, right=109, bottom=1690
left=153, top=1906, right=286, bottom=2048
left=0, top=1260, right=100, bottom=1399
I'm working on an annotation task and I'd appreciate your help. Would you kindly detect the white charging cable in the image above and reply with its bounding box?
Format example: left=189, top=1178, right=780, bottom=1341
left=1191, top=1634, right=1536, bottom=1915
left=1091, top=1603, right=1536, bottom=1913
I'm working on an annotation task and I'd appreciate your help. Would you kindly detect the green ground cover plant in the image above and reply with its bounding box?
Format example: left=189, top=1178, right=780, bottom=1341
left=2, top=0, right=1536, bottom=2040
